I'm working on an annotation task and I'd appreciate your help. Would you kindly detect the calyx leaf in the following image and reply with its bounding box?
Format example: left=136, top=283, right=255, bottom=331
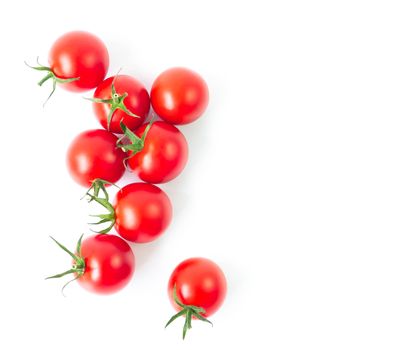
left=84, top=74, right=141, bottom=131
left=165, top=284, right=213, bottom=339
left=83, top=179, right=117, bottom=234
left=46, top=234, right=85, bottom=296
left=25, top=57, right=79, bottom=106
left=116, top=117, right=154, bottom=159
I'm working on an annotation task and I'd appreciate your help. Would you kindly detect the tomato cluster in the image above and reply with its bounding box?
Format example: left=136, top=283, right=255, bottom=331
left=28, top=30, right=226, bottom=339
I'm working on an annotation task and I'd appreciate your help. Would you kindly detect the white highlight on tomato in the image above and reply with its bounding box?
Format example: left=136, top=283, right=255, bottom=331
left=122, top=206, right=139, bottom=228
left=77, top=154, right=90, bottom=173
left=163, top=91, right=175, bottom=110
left=146, top=202, right=161, bottom=218
left=110, top=254, right=123, bottom=268
left=141, top=153, right=153, bottom=169
left=164, top=141, right=178, bottom=160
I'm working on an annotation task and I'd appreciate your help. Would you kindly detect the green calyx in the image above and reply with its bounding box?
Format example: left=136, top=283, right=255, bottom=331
left=84, top=179, right=118, bottom=234
left=116, top=117, right=154, bottom=160
left=165, top=285, right=213, bottom=340
left=46, top=234, right=85, bottom=295
left=25, top=57, right=79, bottom=105
left=84, top=75, right=140, bottom=131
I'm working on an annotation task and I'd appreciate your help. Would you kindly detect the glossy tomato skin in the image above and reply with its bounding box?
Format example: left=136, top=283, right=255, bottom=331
left=67, top=129, right=125, bottom=187
left=93, top=75, right=150, bottom=133
left=113, top=183, right=172, bottom=243
left=77, top=234, right=135, bottom=294
left=128, top=121, right=188, bottom=184
left=151, top=67, right=209, bottom=125
left=49, top=31, right=109, bottom=92
left=168, top=258, right=227, bottom=317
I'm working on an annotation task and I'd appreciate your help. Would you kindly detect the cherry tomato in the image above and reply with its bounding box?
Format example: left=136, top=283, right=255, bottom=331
left=47, top=234, right=135, bottom=295
left=151, top=67, right=209, bottom=125
left=113, top=182, right=172, bottom=243
left=67, top=129, right=125, bottom=187
left=77, top=234, right=135, bottom=294
left=127, top=121, right=188, bottom=183
left=92, top=75, right=150, bottom=133
left=49, top=31, right=109, bottom=92
left=168, top=258, right=227, bottom=317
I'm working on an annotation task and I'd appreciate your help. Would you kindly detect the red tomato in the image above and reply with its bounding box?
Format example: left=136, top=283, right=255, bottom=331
left=48, top=234, right=135, bottom=295
left=67, top=129, right=125, bottom=187
left=49, top=31, right=109, bottom=92
left=168, top=258, right=227, bottom=317
left=151, top=67, right=209, bottom=125
left=127, top=121, right=188, bottom=183
left=113, top=182, right=172, bottom=243
left=92, top=75, right=150, bottom=133
left=77, top=234, right=135, bottom=294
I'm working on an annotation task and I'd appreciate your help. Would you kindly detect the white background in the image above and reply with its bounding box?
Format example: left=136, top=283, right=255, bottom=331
left=1, top=0, right=409, bottom=349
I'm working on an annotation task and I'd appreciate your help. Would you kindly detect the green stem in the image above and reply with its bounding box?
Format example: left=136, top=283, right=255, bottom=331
left=165, top=284, right=213, bottom=340
left=46, top=235, right=85, bottom=294
left=46, top=268, right=78, bottom=280
left=38, top=72, right=53, bottom=86
left=25, top=58, right=79, bottom=105
left=83, top=179, right=116, bottom=234
left=84, top=74, right=140, bottom=131
left=116, top=117, right=155, bottom=160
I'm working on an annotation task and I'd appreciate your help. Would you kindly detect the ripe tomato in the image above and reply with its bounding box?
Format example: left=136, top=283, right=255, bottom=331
left=126, top=121, right=188, bottom=184
left=165, top=258, right=227, bottom=338
left=92, top=75, right=150, bottom=133
left=77, top=234, right=135, bottom=294
left=67, top=129, right=125, bottom=187
left=49, top=31, right=109, bottom=92
left=47, top=234, right=135, bottom=295
left=151, top=67, right=209, bottom=125
left=168, top=258, right=227, bottom=317
left=113, top=182, right=172, bottom=243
